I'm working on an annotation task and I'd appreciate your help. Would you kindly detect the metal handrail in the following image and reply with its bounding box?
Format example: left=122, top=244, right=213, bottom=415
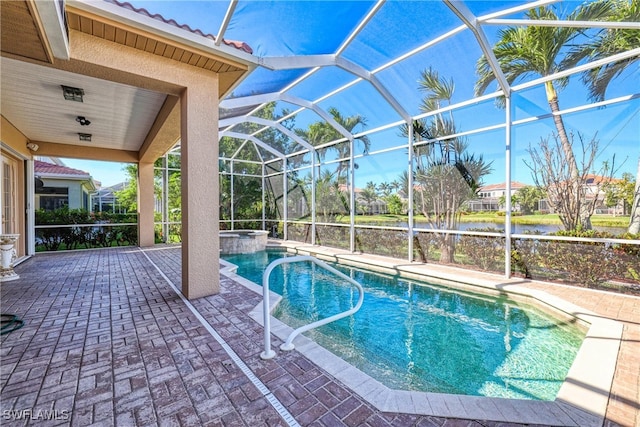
left=260, top=255, right=364, bottom=360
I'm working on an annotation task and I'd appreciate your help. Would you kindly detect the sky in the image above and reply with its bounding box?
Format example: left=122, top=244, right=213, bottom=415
left=64, top=0, right=639, bottom=190
left=62, top=159, right=131, bottom=188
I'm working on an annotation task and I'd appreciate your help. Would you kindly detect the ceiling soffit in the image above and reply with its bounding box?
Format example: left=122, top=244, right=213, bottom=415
left=65, top=8, right=248, bottom=76
left=0, top=1, right=50, bottom=63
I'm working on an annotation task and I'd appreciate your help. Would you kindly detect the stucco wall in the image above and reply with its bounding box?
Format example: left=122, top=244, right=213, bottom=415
left=36, top=178, right=90, bottom=210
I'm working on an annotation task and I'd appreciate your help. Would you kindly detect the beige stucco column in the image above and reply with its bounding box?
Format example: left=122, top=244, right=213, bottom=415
left=33, top=30, right=238, bottom=298
left=138, top=161, right=155, bottom=247
left=180, top=75, right=220, bottom=299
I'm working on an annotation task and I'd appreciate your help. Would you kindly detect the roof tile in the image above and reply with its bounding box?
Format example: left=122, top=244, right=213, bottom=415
left=35, top=160, right=91, bottom=177
left=108, top=0, right=253, bottom=54
left=478, top=181, right=528, bottom=192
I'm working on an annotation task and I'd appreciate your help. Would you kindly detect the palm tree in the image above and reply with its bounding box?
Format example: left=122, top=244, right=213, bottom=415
left=475, top=3, right=615, bottom=230
left=563, top=0, right=640, bottom=234
left=402, top=68, right=493, bottom=263
left=377, top=182, right=393, bottom=197
left=564, top=0, right=639, bottom=103
left=296, top=107, right=370, bottom=182
left=359, top=182, right=379, bottom=215
left=314, top=169, right=349, bottom=221
left=630, top=161, right=640, bottom=234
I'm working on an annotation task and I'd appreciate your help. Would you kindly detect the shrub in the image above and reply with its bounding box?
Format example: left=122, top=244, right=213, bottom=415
left=35, top=208, right=138, bottom=251
left=457, top=228, right=505, bottom=272
left=287, top=223, right=311, bottom=243
left=355, top=228, right=407, bottom=259
left=611, top=232, right=640, bottom=282
left=529, top=229, right=630, bottom=288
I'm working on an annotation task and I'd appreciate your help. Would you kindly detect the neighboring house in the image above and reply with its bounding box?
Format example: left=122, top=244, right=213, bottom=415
left=34, top=160, right=97, bottom=211
left=468, top=181, right=527, bottom=212
left=337, top=184, right=364, bottom=198
left=545, top=174, right=624, bottom=216
left=93, top=182, right=128, bottom=213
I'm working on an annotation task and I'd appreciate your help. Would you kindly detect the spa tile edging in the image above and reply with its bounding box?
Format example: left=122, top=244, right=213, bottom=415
left=221, top=245, right=621, bottom=426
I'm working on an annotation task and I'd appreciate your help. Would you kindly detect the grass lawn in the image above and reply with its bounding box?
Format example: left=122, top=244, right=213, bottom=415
left=343, top=212, right=630, bottom=228
left=458, top=212, right=630, bottom=228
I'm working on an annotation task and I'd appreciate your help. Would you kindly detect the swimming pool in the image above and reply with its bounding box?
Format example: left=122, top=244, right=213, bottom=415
left=223, top=249, right=586, bottom=401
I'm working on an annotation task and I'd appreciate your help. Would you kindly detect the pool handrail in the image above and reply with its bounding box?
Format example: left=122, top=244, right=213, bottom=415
left=260, top=255, right=364, bottom=360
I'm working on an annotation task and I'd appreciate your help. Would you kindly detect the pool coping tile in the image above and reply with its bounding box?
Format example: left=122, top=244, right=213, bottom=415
left=220, top=241, right=626, bottom=426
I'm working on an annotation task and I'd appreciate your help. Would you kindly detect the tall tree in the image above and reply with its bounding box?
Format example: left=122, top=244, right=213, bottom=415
left=359, top=181, right=379, bottom=214
left=296, top=107, right=371, bottom=182
left=314, top=170, right=349, bottom=221
left=475, top=2, right=615, bottom=230
left=632, top=161, right=640, bottom=234
left=516, top=186, right=547, bottom=215
left=403, top=68, right=492, bottom=263
left=563, top=0, right=640, bottom=233
left=378, top=182, right=393, bottom=197
left=564, top=0, right=639, bottom=103
left=525, top=132, right=616, bottom=231
left=603, top=172, right=636, bottom=215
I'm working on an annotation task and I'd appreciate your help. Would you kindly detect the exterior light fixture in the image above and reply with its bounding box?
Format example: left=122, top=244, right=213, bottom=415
left=26, top=142, right=39, bottom=152
left=76, top=116, right=91, bottom=126
left=61, top=85, right=84, bottom=102
left=78, top=133, right=92, bottom=142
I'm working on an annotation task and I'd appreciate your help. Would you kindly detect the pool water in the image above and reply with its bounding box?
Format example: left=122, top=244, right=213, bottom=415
left=223, top=249, right=586, bottom=401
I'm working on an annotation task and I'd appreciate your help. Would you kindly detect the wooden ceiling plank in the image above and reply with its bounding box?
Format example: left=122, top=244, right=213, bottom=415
left=171, top=47, right=184, bottom=61
left=79, top=15, right=93, bottom=34
left=137, top=35, right=149, bottom=51
left=65, top=8, right=251, bottom=72
left=104, top=23, right=116, bottom=42
left=153, top=41, right=166, bottom=56
left=94, top=21, right=105, bottom=38
left=125, top=31, right=137, bottom=48
left=163, top=44, right=176, bottom=59
left=114, top=27, right=126, bottom=45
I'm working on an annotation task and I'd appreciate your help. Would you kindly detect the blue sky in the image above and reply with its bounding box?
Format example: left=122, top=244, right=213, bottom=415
left=62, top=159, right=132, bottom=188
left=66, top=1, right=639, bottom=189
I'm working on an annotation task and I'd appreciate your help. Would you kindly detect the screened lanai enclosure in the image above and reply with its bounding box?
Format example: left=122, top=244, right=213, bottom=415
left=149, top=0, right=640, bottom=291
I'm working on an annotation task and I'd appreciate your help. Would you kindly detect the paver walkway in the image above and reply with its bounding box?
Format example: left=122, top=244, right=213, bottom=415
left=516, top=281, right=640, bottom=427
left=1, top=246, right=638, bottom=426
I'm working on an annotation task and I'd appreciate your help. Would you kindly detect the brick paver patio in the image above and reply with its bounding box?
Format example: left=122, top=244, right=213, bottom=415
left=1, top=245, right=638, bottom=426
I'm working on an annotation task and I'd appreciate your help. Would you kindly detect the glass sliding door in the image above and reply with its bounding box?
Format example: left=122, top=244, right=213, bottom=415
left=1, top=155, right=18, bottom=234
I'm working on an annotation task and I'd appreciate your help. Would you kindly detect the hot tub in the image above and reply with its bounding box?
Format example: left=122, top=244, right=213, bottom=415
left=219, top=230, right=268, bottom=254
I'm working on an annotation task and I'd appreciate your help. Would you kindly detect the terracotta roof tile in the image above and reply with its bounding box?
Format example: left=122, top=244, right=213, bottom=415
left=478, top=181, right=528, bottom=192
left=35, top=160, right=91, bottom=177
left=108, top=0, right=253, bottom=54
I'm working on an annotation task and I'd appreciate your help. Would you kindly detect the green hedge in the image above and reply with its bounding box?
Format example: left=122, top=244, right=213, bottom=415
left=301, top=225, right=639, bottom=293
left=35, top=208, right=138, bottom=251
left=512, top=230, right=639, bottom=291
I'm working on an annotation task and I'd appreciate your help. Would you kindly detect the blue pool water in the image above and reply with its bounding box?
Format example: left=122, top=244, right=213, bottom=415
left=223, top=249, right=586, bottom=400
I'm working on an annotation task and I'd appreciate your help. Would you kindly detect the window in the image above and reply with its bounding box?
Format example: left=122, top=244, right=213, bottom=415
left=36, top=186, right=69, bottom=211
